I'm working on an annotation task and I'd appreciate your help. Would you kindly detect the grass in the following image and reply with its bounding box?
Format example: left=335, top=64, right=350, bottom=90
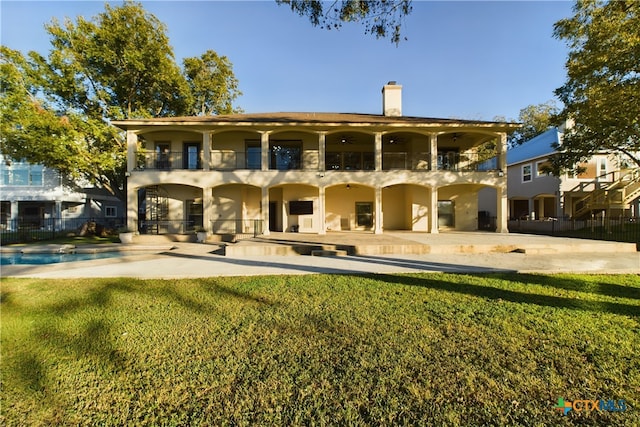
left=1, top=273, right=639, bottom=426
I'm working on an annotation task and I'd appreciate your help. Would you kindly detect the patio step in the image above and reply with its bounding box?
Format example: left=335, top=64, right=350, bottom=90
left=311, top=249, right=348, bottom=257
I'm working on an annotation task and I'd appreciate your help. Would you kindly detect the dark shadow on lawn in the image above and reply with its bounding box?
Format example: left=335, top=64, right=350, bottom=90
left=159, top=251, right=511, bottom=275
left=485, top=272, right=640, bottom=301
left=371, top=273, right=640, bottom=318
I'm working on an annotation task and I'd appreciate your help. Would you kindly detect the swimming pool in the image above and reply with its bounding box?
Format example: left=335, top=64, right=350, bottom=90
left=1, top=251, right=127, bottom=265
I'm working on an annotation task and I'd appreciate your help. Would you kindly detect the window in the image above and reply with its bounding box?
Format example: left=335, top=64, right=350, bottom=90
left=0, top=163, right=44, bottom=186
left=599, top=158, right=607, bottom=178
left=535, top=161, right=552, bottom=177
left=522, top=164, right=532, bottom=182
left=105, top=206, right=117, bottom=218
left=437, top=200, right=455, bottom=227
left=355, top=202, right=373, bottom=228
left=270, top=141, right=301, bottom=170
left=246, top=140, right=261, bottom=169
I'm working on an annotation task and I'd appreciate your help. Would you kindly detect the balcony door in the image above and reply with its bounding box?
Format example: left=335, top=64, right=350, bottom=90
left=183, top=142, right=201, bottom=170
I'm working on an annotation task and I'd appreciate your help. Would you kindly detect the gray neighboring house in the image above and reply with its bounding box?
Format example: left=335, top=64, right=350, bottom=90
left=478, top=123, right=640, bottom=223
left=0, top=155, right=124, bottom=231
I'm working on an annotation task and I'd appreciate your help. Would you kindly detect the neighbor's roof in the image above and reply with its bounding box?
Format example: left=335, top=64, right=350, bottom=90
left=507, top=127, right=560, bottom=166
left=112, top=112, right=519, bottom=131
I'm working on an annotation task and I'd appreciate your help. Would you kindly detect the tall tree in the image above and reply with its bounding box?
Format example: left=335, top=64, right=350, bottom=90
left=508, top=101, right=561, bottom=147
left=277, top=0, right=413, bottom=44
left=552, top=0, right=640, bottom=171
left=0, top=1, right=241, bottom=202
left=184, top=50, right=242, bottom=116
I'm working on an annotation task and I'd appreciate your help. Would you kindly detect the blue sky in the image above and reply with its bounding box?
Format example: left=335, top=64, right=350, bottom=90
left=1, top=0, right=574, bottom=121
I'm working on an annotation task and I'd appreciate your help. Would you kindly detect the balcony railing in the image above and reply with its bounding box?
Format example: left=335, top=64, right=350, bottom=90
left=437, top=152, right=498, bottom=172
left=133, top=151, right=499, bottom=172
left=211, top=219, right=263, bottom=238
left=136, top=151, right=203, bottom=170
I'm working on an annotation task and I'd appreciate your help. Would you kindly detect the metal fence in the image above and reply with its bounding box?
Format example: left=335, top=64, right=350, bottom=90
left=211, top=219, right=263, bottom=239
left=1, top=217, right=125, bottom=245
left=509, top=217, right=640, bottom=249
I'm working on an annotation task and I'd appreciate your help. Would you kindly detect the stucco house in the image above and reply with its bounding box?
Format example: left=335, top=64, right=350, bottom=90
left=0, top=154, right=124, bottom=232
left=114, top=83, right=519, bottom=239
left=478, top=124, right=640, bottom=222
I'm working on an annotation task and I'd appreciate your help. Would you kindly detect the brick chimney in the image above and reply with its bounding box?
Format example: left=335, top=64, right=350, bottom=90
left=382, top=81, right=402, bottom=117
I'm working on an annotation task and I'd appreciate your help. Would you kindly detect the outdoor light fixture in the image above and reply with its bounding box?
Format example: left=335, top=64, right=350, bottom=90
left=346, top=184, right=351, bottom=189
left=498, top=169, right=504, bottom=177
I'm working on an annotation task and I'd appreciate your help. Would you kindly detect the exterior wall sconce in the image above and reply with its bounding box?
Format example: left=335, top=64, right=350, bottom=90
left=346, top=184, right=351, bottom=189
left=498, top=169, right=504, bottom=177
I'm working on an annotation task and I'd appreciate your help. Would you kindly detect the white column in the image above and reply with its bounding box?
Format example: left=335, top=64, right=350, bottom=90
left=497, top=132, right=507, bottom=174
left=126, top=130, right=137, bottom=173
left=375, top=132, right=382, bottom=171
left=318, top=186, right=326, bottom=235
left=374, top=186, right=383, bottom=234
left=203, top=187, right=213, bottom=232
left=10, top=201, right=18, bottom=231
left=430, top=133, right=438, bottom=171
left=261, top=131, right=270, bottom=171
left=261, top=186, right=270, bottom=235
left=202, top=132, right=211, bottom=171
left=497, top=185, right=509, bottom=233
left=429, top=187, right=439, bottom=233
left=318, top=132, right=326, bottom=172
left=127, top=184, right=138, bottom=233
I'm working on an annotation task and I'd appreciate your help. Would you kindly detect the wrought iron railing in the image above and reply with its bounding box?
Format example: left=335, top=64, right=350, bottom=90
left=508, top=217, right=640, bottom=249
left=136, top=151, right=203, bottom=170
left=0, top=217, right=125, bottom=244
left=138, top=219, right=197, bottom=235
left=211, top=219, right=263, bottom=238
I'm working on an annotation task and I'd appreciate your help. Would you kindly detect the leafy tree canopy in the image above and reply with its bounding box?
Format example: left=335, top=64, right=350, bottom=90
left=0, top=1, right=242, bottom=201
left=508, top=101, right=561, bottom=147
left=277, top=0, right=413, bottom=44
left=552, top=0, right=640, bottom=171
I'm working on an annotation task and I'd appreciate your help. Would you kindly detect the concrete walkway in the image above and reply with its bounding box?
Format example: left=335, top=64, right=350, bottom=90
left=2, top=232, right=638, bottom=278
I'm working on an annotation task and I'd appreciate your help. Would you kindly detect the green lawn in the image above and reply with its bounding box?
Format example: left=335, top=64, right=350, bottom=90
left=1, top=273, right=639, bottom=426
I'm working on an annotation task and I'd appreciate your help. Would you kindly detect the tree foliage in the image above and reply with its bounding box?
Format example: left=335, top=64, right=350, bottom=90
left=553, top=0, right=640, bottom=171
left=184, top=50, right=243, bottom=116
left=0, top=1, right=241, bottom=201
left=508, top=101, right=561, bottom=147
left=277, top=0, right=413, bottom=44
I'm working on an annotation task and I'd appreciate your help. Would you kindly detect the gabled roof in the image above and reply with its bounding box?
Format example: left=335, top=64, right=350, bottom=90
left=507, top=127, right=560, bottom=166
left=113, top=112, right=519, bottom=132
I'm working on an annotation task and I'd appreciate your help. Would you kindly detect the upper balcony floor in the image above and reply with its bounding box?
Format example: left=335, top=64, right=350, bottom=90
left=126, top=127, right=507, bottom=174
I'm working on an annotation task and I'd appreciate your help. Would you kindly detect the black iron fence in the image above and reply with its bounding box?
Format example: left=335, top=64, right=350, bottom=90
left=211, top=219, right=263, bottom=239
left=138, top=219, right=197, bottom=235
left=1, top=217, right=125, bottom=245
left=509, top=217, right=640, bottom=249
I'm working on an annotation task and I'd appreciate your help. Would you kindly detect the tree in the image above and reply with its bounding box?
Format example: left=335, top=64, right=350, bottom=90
left=0, top=1, right=241, bottom=202
left=552, top=0, right=640, bottom=172
left=508, top=101, right=561, bottom=147
left=184, top=50, right=242, bottom=116
left=277, top=0, right=413, bottom=44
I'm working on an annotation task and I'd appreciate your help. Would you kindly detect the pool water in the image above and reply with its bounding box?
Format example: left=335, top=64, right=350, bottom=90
left=1, top=251, right=125, bottom=265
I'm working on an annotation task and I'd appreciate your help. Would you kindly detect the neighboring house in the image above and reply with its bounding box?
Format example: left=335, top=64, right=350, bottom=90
left=478, top=124, right=640, bottom=221
left=0, top=154, right=124, bottom=231
left=114, top=83, right=519, bottom=238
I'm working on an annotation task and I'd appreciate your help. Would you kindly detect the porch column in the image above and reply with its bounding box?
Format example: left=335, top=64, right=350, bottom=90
left=318, top=186, right=326, bottom=235
left=318, top=132, right=326, bottom=172
left=374, top=186, right=383, bottom=234
left=261, top=131, right=270, bottom=171
left=497, top=185, right=509, bottom=233
left=528, top=199, right=535, bottom=220
left=430, top=133, right=438, bottom=171
left=261, top=186, right=270, bottom=236
left=203, top=187, right=213, bottom=232
left=126, top=184, right=138, bottom=233
left=202, top=132, right=211, bottom=171
left=126, top=130, right=137, bottom=173
left=497, top=132, right=507, bottom=174
left=54, top=200, right=62, bottom=232
left=429, top=187, right=439, bottom=233
left=374, top=132, right=382, bottom=171
left=10, top=201, right=18, bottom=231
